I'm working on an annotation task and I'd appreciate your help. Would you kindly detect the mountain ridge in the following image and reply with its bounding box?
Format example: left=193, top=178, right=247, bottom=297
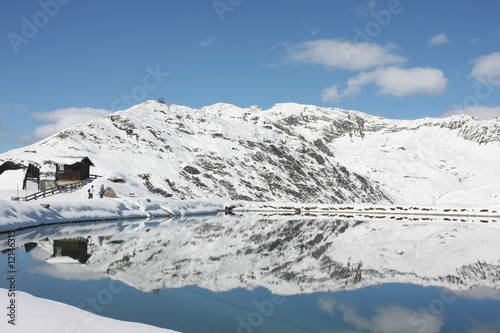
left=1, top=101, right=499, bottom=205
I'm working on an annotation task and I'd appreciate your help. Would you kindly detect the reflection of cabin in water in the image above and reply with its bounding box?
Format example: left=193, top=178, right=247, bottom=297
left=53, top=238, right=90, bottom=263
left=24, top=242, right=38, bottom=253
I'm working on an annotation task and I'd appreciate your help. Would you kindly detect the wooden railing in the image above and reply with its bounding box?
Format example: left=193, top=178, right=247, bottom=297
left=12, top=180, right=87, bottom=202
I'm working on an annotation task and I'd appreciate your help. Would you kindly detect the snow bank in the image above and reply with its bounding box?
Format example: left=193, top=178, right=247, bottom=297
left=1, top=195, right=498, bottom=233
left=0, top=196, right=230, bottom=233
left=233, top=201, right=500, bottom=220
left=0, top=288, right=178, bottom=333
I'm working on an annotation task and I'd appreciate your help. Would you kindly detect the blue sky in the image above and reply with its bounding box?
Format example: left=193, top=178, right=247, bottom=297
left=1, top=0, right=500, bottom=153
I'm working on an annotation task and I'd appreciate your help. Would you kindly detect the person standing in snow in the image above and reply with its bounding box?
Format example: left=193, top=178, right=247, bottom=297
left=99, top=185, right=105, bottom=198
left=88, top=185, right=94, bottom=199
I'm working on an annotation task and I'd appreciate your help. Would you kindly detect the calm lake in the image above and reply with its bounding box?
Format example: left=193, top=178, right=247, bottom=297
left=1, top=214, right=499, bottom=333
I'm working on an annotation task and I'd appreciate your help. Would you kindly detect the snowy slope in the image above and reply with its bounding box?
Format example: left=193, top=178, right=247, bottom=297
left=1, top=101, right=499, bottom=205
left=333, top=116, right=500, bottom=204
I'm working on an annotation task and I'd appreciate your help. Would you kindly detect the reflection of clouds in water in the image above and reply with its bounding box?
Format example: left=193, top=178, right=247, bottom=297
left=318, top=297, right=336, bottom=316
left=454, top=287, right=500, bottom=301
left=30, top=261, right=105, bottom=281
left=318, top=296, right=444, bottom=333
left=27, top=247, right=104, bottom=281
left=27, top=246, right=51, bottom=261
left=467, top=320, right=500, bottom=333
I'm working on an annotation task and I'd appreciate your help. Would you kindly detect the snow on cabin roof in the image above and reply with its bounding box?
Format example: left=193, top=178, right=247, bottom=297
left=51, top=156, right=94, bottom=166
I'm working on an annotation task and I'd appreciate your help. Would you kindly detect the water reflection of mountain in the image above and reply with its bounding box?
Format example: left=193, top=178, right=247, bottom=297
left=4, top=214, right=500, bottom=294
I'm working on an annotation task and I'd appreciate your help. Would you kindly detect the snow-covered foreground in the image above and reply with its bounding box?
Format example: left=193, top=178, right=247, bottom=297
left=0, top=288, right=178, bottom=333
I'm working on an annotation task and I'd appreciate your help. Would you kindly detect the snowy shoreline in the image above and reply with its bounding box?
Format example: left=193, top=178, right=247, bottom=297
left=0, top=197, right=232, bottom=233
left=1, top=196, right=498, bottom=233
left=234, top=202, right=500, bottom=219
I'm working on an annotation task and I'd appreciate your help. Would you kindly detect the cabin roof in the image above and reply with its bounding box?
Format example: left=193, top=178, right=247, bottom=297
left=0, top=161, right=24, bottom=175
left=53, top=156, right=94, bottom=167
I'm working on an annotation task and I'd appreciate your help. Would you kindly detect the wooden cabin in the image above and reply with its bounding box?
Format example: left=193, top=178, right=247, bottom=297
left=54, top=157, right=94, bottom=185
left=24, top=163, right=40, bottom=189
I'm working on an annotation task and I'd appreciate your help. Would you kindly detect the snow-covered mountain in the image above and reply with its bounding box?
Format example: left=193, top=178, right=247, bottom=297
left=2, top=101, right=499, bottom=205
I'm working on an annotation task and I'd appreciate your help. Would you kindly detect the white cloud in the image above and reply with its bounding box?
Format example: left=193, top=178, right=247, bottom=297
left=322, top=66, right=448, bottom=102
left=283, top=39, right=405, bottom=71
left=199, top=35, right=216, bottom=47
left=31, top=107, right=113, bottom=140
left=428, top=33, right=449, bottom=46
left=369, top=67, right=448, bottom=97
left=321, top=84, right=342, bottom=103
left=470, top=52, right=500, bottom=85
left=310, top=27, right=321, bottom=37
left=0, top=103, right=27, bottom=115
left=445, top=105, right=500, bottom=120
